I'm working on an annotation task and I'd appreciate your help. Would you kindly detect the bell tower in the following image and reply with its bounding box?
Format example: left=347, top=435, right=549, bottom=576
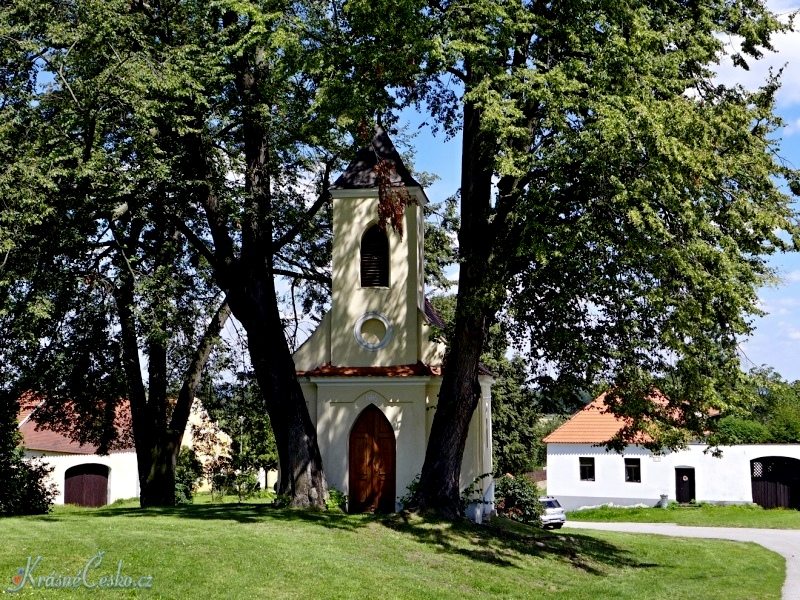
left=328, top=129, right=428, bottom=368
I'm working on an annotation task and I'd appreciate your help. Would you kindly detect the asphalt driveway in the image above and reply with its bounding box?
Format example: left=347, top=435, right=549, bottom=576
left=565, top=521, right=800, bottom=600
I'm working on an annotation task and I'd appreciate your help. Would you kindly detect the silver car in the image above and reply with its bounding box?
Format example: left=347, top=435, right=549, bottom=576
left=539, top=496, right=566, bottom=529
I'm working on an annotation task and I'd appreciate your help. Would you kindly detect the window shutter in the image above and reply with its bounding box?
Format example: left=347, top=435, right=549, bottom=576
left=361, top=226, right=389, bottom=287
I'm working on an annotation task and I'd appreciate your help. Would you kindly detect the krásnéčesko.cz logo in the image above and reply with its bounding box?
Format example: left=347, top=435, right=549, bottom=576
left=7, top=551, right=153, bottom=592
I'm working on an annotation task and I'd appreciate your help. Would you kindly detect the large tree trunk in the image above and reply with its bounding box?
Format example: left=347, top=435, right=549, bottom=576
left=115, top=252, right=231, bottom=507
left=415, top=90, right=498, bottom=518
left=198, top=42, right=328, bottom=509
left=139, top=435, right=180, bottom=507
left=239, top=288, right=327, bottom=507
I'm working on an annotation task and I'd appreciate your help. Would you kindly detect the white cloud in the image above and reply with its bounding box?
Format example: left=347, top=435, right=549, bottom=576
left=785, top=270, right=800, bottom=283
left=784, top=118, right=800, bottom=137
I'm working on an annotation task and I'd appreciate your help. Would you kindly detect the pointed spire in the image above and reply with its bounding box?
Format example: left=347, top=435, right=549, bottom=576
left=332, top=126, right=421, bottom=189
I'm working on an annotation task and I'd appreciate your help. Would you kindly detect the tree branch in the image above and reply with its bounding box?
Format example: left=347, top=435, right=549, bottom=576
left=169, top=297, right=232, bottom=438
left=272, top=267, right=331, bottom=285
left=271, top=161, right=332, bottom=253
left=172, top=217, right=219, bottom=271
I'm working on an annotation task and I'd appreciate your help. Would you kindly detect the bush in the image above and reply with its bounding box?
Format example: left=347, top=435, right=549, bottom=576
left=175, top=447, right=204, bottom=504
left=494, top=474, right=542, bottom=525
left=708, top=416, right=771, bottom=445
left=208, top=456, right=260, bottom=502
left=327, top=488, right=347, bottom=512
left=768, top=400, right=800, bottom=443
left=0, top=451, right=56, bottom=516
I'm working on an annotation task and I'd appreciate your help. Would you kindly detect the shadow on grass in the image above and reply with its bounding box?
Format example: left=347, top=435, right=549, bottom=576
left=381, top=513, right=659, bottom=575
left=81, top=502, right=369, bottom=531
left=34, top=503, right=657, bottom=576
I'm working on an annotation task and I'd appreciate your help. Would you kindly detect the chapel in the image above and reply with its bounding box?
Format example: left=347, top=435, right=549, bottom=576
left=293, top=129, right=494, bottom=517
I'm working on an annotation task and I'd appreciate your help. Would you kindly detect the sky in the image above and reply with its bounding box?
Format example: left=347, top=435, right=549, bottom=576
left=401, top=1, right=800, bottom=382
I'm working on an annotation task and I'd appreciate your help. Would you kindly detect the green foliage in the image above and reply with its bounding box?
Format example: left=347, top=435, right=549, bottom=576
left=209, top=457, right=260, bottom=503
left=529, top=416, right=568, bottom=469
left=175, top=447, right=204, bottom=504
left=708, top=416, right=771, bottom=445
left=708, top=369, right=800, bottom=444
left=0, top=451, right=56, bottom=516
left=767, top=399, right=800, bottom=443
left=398, top=474, right=421, bottom=511
left=203, top=378, right=279, bottom=477
left=493, top=475, right=542, bottom=526
left=459, top=473, right=492, bottom=515
left=326, top=488, right=348, bottom=512
left=423, top=195, right=459, bottom=293
left=487, top=355, right=540, bottom=475
left=0, top=394, right=55, bottom=516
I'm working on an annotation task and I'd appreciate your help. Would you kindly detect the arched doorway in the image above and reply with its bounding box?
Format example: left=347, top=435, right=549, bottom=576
left=349, top=405, right=396, bottom=513
left=64, top=464, right=109, bottom=507
left=751, top=457, right=800, bottom=509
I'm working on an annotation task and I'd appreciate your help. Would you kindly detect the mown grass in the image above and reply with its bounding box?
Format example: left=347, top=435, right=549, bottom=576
left=568, top=502, right=800, bottom=529
left=0, top=501, right=784, bottom=599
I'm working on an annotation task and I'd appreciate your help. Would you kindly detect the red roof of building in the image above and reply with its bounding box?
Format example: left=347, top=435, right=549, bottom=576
left=17, top=395, right=134, bottom=454
left=543, top=395, right=628, bottom=444
left=298, top=363, right=442, bottom=378
left=543, top=391, right=672, bottom=444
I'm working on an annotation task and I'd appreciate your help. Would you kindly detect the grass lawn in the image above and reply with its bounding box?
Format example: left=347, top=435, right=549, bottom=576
left=0, top=499, right=784, bottom=599
left=568, top=503, right=800, bottom=529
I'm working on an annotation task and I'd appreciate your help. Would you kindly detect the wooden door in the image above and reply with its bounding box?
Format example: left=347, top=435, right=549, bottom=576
left=675, top=467, right=695, bottom=504
left=349, top=405, right=396, bottom=513
left=64, top=464, right=109, bottom=507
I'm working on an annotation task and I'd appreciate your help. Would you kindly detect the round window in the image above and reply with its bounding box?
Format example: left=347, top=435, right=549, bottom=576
left=354, top=312, right=393, bottom=350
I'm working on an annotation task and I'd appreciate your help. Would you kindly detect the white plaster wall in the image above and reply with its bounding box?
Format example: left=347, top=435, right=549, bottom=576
left=293, top=313, right=332, bottom=371
left=312, top=379, right=429, bottom=508
left=547, top=443, right=800, bottom=510
left=329, top=191, right=421, bottom=368
left=24, top=450, right=140, bottom=505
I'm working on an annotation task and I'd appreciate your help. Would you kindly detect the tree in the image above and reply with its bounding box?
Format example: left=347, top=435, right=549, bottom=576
left=0, top=394, right=56, bottom=515
left=429, top=295, right=541, bottom=475
left=399, top=1, right=800, bottom=517
left=0, top=0, right=425, bottom=509
left=489, top=355, right=540, bottom=475
left=708, top=368, right=800, bottom=444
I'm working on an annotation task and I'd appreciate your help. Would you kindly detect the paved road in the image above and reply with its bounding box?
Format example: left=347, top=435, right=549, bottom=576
left=565, top=521, right=800, bottom=600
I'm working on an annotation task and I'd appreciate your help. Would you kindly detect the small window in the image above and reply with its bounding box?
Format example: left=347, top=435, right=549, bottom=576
left=625, top=458, right=641, bottom=483
left=579, top=457, right=595, bottom=481
left=361, top=225, right=389, bottom=287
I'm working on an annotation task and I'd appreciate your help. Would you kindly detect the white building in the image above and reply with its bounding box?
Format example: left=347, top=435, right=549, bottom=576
left=293, top=129, right=494, bottom=516
left=18, top=404, right=139, bottom=506
left=545, top=394, right=800, bottom=511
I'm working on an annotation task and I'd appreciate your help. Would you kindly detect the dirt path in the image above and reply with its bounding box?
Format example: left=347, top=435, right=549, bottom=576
left=565, top=521, right=800, bottom=600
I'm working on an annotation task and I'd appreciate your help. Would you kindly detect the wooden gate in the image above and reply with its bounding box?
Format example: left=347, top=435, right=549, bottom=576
left=349, top=405, right=396, bottom=513
left=751, top=457, right=800, bottom=509
left=64, top=464, right=109, bottom=507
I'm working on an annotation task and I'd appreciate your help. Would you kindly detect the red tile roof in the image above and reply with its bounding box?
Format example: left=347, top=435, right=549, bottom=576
left=543, top=395, right=628, bottom=444
left=17, top=396, right=134, bottom=454
left=298, top=363, right=442, bottom=378
left=543, top=391, right=671, bottom=444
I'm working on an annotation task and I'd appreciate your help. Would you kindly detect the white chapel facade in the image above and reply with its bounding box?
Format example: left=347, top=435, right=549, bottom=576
left=293, top=129, right=494, bottom=515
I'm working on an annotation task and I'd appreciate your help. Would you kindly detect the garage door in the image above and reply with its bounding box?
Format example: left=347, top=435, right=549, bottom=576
left=64, top=464, right=109, bottom=507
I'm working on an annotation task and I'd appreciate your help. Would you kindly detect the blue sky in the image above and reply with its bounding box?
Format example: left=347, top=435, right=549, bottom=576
left=403, top=1, right=800, bottom=382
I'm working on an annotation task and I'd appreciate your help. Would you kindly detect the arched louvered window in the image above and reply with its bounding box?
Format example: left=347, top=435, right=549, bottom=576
left=361, top=225, right=389, bottom=287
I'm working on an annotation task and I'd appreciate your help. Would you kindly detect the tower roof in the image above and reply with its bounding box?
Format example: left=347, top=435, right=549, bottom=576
left=332, top=127, right=421, bottom=190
